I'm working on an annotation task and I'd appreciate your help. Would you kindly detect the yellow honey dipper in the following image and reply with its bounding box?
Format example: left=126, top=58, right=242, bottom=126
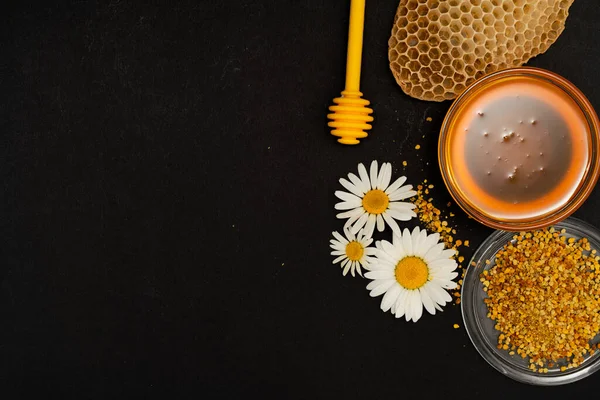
left=327, top=0, right=373, bottom=145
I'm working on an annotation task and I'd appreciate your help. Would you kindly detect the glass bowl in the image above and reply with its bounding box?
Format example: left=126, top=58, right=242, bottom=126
left=438, top=67, right=600, bottom=231
left=461, top=217, right=600, bottom=385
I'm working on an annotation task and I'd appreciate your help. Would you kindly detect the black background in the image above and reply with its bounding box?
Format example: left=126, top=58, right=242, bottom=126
left=3, top=0, right=600, bottom=398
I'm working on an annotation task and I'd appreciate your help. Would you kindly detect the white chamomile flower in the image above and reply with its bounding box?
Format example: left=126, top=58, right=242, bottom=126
left=330, top=229, right=376, bottom=277
left=365, top=226, right=458, bottom=322
left=335, top=160, right=417, bottom=238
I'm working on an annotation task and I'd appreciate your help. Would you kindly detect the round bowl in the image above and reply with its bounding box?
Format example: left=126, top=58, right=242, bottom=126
left=438, top=67, right=600, bottom=231
left=461, top=217, right=600, bottom=385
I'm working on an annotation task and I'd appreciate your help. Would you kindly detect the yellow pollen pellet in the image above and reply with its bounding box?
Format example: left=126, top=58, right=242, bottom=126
left=481, top=227, right=600, bottom=371
left=409, top=181, right=466, bottom=305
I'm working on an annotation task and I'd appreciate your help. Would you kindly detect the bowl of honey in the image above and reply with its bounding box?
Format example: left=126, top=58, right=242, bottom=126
left=462, top=217, right=600, bottom=385
left=438, top=67, right=600, bottom=231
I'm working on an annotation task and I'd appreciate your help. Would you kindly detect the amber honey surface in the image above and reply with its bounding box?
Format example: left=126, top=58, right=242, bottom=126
left=445, top=74, right=591, bottom=221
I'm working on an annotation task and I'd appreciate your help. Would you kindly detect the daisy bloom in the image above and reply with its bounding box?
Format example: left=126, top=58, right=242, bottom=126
left=330, top=229, right=375, bottom=277
left=335, top=161, right=416, bottom=238
left=365, top=226, right=458, bottom=322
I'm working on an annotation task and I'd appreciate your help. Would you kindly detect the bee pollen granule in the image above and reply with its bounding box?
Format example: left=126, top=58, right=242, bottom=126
left=481, top=228, right=600, bottom=372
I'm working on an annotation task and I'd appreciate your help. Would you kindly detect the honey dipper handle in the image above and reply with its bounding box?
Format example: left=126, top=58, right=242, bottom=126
left=344, top=0, right=366, bottom=92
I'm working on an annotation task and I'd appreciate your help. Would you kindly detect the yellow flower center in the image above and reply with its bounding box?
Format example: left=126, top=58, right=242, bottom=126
left=362, top=189, right=389, bottom=214
left=395, top=256, right=429, bottom=290
left=345, top=241, right=364, bottom=261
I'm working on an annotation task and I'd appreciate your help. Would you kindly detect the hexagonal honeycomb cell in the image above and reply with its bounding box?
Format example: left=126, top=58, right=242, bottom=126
left=388, top=0, right=574, bottom=101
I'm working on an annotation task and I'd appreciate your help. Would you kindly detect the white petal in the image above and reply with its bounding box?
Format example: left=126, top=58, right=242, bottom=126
left=375, top=162, right=385, bottom=189
left=368, top=279, right=395, bottom=297
left=427, top=283, right=452, bottom=304
left=381, top=240, right=398, bottom=260
left=414, top=228, right=429, bottom=256
left=385, top=176, right=407, bottom=194
left=382, top=213, right=402, bottom=236
left=429, top=268, right=458, bottom=281
left=371, top=261, right=395, bottom=273
left=364, top=247, right=377, bottom=256
left=440, top=249, right=456, bottom=259
left=357, top=163, right=371, bottom=191
left=389, top=201, right=417, bottom=211
left=373, top=249, right=397, bottom=267
left=411, top=290, right=423, bottom=322
left=395, top=183, right=413, bottom=192
left=343, top=260, right=352, bottom=276
left=394, top=288, right=409, bottom=318
left=411, top=226, right=421, bottom=246
left=336, top=207, right=364, bottom=220
left=330, top=244, right=345, bottom=253
left=332, top=255, right=346, bottom=264
left=333, top=198, right=362, bottom=211
left=356, top=262, right=364, bottom=277
left=430, top=271, right=459, bottom=282
left=420, top=232, right=441, bottom=256
left=350, top=262, right=356, bottom=277
left=344, top=227, right=356, bottom=242
left=402, top=228, right=413, bottom=255
left=404, top=291, right=413, bottom=322
left=389, top=189, right=417, bottom=201
left=339, top=177, right=363, bottom=198
left=365, top=269, right=395, bottom=280
left=376, top=214, right=385, bottom=232
left=334, top=193, right=361, bottom=209
left=354, top=229, right=364, bottom=242
left=382, top=163, right=393, bottom=189
left=335, top=201, right=361, bottom=211
left=423, top=243, right=445, bottom=263
left=429, top=258, right=458, bottom=270
left=392, top=232, right=402, bottom=247
left=343, top=214, right=361, bottom=233
left=374, top=244, right=393, bottom=258
left=377, top=163, right=392, bottom=190
left=387, top=208, right=416, bottom=222
left=364, top=214, right=376, bottom=238
left=331, top=231, right=348, bottom=245
left=348, top=172, right=368, bottom=194
left=369, top=160, right=379, bottom=190
left=386, top=239, right=406, bottom=262
left=340, top=258, right=348, bottom=272
left=362, top=255, right=375, bottom=266
left=332, top=231, right=349, bottom=244
left=433, top=279, right=458, bottom=290
left=420, top=286, right=436, bottom=315
left=350, top=213, right=369, bottom=234
left=375, top=258, right=396, bottom=270
left=380, top=283, right=402, bottom=312
left=366, top=279, right=381, bottom=291
left=335, top=190, right=360, bottom=202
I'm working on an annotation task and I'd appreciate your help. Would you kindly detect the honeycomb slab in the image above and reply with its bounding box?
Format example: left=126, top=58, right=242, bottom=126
left=388, top=0, right=574, bottom=102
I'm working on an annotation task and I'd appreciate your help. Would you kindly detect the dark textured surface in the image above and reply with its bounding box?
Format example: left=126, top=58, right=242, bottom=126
left=2, top=1, right=600, bottom=398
